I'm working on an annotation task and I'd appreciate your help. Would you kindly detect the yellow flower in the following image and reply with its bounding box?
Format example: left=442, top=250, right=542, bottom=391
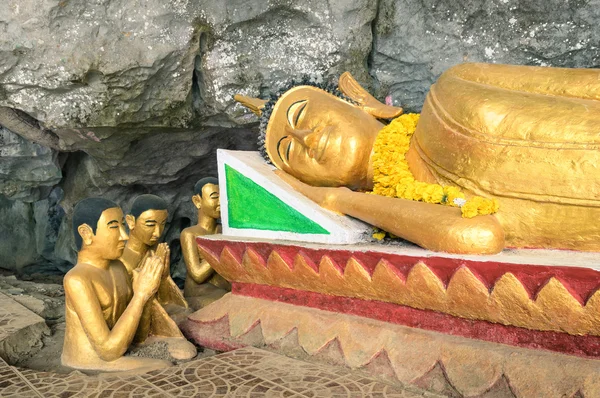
left=370, top=113, right=499, bottom=218
left=372, top=231, right=386, bottom=240
left=461, top=201, right=479, bottom=218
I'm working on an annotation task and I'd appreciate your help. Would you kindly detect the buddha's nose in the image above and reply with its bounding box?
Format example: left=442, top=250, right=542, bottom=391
left=285, top=124, right=313, bottom=148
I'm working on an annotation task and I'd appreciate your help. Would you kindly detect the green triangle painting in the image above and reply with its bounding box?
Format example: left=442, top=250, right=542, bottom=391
left=225, top=164, right=329, bottom=234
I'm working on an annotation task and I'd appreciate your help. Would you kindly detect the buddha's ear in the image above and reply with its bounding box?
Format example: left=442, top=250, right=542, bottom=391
left=78, top=223, right=94, bottom=247
left=234, top=94, right=267, bottom=116
left=338, top=72, right=403, bottom=119
left=125, top=214, right=136, bottom=231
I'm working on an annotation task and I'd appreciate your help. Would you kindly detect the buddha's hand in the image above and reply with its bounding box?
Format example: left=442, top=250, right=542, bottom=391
left=132, top=254, right=164, bottom=301
left=275, top=170, right=349, bottom=214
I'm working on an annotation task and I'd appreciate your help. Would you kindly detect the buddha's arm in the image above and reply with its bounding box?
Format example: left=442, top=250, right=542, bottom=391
left=182, top=231, right=214, bottom=284
left=64, top=274, right=150, bottom=361
left=277, top=171, right=504, bottom=255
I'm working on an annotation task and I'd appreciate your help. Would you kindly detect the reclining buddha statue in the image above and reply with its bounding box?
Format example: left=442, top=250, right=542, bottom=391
left=235, top=63, right=600, bottom=255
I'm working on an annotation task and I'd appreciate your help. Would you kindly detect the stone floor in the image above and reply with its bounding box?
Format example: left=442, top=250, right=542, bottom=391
left=0, top=347, right=439, bottom=397
left=0, top=285, right=436, bottom=397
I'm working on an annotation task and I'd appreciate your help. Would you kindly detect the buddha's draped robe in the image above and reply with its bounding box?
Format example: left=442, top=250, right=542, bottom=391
left=412, top=63, right=600, bottom=250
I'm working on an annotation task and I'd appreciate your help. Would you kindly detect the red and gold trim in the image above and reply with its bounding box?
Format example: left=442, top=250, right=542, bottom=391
left=197, top=237, right=600, bottom=339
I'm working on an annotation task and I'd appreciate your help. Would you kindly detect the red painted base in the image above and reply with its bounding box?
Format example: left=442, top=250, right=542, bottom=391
left=181, top=315, right=244, bottom=352
left=233, top=282, right=600, bottom=359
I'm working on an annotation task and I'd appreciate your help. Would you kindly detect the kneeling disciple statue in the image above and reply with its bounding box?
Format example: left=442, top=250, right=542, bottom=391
left=62, top=198, right=172, bottom=372
left=120, top=194, right=196, bottom=360
left=181, top=178, right=231, bottom=310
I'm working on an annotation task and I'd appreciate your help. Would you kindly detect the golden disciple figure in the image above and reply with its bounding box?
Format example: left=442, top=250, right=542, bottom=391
left=181, top=178, right=231, bottom=310
left=235, top=63, right=600, bottom=254
left=62, top=198, right=171, bottom=372
left=120, top=194, right=196, bottom=360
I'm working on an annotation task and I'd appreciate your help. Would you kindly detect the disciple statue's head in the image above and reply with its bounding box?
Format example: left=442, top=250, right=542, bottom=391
left=235, top=72, right=403, bottom=189
left=73, top=198, right=128, bottom=259
left=126, top=194, right=169, bottom=247
left=192, top=177, right=220, bottom=220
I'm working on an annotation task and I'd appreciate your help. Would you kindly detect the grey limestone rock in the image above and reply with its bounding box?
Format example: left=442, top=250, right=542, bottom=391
left=0, top=198, right=39, bottom=272
left=0, top=126, right=62, bottom=202
left=192, top=0, right=378, bottom=125
left=0, top=0, right=198, bottom=134
left=51, top=127, right=256, bottom=267
left=371, top=0, right=600, bottom=112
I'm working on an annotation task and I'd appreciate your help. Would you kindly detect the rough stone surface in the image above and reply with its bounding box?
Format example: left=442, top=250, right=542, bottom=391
left=0, top=0, right=198, bottom=132
left=0, top=198, right=39, bottom=272
left=0, top=275, right=65, bottom=325
left=1, top=0, right=600, bottom=275
left=0, top=292, right=49, bottom=364
left=0, top=127, right=62, bottom=202
left=371, top=0, right=600, bottom=112
left=194, top=0, right=377, bottom=125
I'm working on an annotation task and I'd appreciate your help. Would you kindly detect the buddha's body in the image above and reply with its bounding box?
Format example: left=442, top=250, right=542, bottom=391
left=408, top=63, right=600, bottom=251
left=236, top=63, right=600, bottom=254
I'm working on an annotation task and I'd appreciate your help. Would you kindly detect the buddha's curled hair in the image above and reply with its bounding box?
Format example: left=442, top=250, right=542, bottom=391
left=257, top=75, right=358, bottom=164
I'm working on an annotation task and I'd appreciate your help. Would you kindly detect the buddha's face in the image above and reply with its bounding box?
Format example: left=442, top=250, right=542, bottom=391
left=265, top=86, right=384, bottom=189
left=193, top=183, right=220, bottom=219
left=92, top=207, right=128, bottom=260
left=128, top=209, right=168, bottom=247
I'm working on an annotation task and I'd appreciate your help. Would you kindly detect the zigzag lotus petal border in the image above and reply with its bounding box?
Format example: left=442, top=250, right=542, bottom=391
left=197, top=238, right=600, bottom=337
left=186, top=294, right=600, bottom=398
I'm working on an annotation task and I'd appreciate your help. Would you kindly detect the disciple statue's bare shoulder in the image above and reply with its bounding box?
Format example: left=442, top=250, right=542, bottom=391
left=234, top=64, right=600, bottom=254
left=61, top=198, right=171, bottom=372
left=182, top=178, right=231, bottom=311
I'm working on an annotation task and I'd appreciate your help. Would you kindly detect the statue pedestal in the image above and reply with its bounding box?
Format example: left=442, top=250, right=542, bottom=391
left=183, top=236, right=600, bottom=396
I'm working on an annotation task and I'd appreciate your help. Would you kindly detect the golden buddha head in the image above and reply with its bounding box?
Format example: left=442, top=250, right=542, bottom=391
left=73, top=198, right=128, bottom=259
left=192, top=177, right=220, bottom=219
left=235, top=73, right=403, bottom=189
left=126, top=194, right=168, bottom=247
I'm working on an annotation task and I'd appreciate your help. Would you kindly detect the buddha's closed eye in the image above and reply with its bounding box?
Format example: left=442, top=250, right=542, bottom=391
left=276, top=135, right=292, bottom=163
left=287, top=100, right=307, bottom=127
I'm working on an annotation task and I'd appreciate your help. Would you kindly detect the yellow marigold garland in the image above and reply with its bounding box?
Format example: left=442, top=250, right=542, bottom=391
left=370, top=113, right=499, bottom=226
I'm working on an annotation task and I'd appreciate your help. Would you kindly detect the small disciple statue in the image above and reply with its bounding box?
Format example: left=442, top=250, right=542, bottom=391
left=62, top=198, right=171, bottom=372
left=120, top=194, right=196, bottom=360
left=235, top=63, right=600, bottom=254
left=181, top=178, right=231, bottom=310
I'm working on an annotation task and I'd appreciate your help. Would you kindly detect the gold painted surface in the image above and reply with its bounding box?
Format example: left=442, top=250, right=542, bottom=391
left=415, top=63, right=600, bottom=251
left=121, top=207, right=190, bottom=345
left=181, top=182, right=230, bottom=311
left=236, top=65, right=600, bottom=252
left=198, top=242, right=600, bottom=336
left=63, top=206, right=172, bottom=372
left=190, top=294, right=600, bottom=398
